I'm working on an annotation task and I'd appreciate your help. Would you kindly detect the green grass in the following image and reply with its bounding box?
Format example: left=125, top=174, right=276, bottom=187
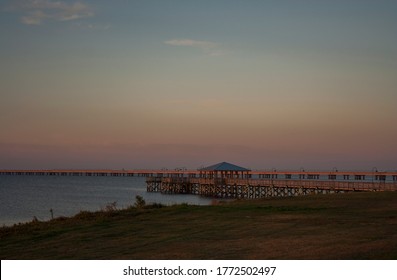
left=1, top=191, right=397, bottom=259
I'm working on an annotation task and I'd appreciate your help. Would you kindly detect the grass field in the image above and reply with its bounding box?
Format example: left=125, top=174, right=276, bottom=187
left=1, top=191, right=396, bottom=259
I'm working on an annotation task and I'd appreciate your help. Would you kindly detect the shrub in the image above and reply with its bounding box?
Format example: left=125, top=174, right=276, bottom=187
left=134, top=195, right=146, bottom=209
left=103, top=201, right=118, bottom=212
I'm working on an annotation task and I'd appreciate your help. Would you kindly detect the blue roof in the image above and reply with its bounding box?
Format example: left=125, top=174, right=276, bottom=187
left=200, top=162, right=250, bottom=172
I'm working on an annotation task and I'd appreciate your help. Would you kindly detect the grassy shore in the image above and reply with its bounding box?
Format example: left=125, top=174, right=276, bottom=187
left=1, top=191, right=396, bottom=259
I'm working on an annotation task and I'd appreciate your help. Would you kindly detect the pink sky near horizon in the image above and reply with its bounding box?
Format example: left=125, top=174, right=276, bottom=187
left=1, top=1, right=396, bottom=171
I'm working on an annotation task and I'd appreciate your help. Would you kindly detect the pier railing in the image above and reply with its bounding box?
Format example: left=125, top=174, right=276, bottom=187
left=2, top=168, right=397, bottom=193
left=2, top=169, right=397, bottom=182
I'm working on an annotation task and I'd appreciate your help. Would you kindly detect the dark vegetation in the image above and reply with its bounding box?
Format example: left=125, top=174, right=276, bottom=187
left=1, top=192, right=396, bottom=259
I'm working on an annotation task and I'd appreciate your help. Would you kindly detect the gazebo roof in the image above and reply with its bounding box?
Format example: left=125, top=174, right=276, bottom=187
left=200, top=162, right=251, bottom=172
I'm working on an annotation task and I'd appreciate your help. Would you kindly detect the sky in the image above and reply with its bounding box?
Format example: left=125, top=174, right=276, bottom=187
left=1, top=0, right=396, bottom=171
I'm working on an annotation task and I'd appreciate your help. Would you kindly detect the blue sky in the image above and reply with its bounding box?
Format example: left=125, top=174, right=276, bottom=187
left=1, top=0, right=396, bottom=170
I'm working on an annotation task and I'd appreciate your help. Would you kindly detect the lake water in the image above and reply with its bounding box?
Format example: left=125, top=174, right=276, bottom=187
left=0, top=175, right=213, bottom=226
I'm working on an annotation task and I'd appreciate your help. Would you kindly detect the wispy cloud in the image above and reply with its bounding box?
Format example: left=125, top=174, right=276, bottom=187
left=165, top=39, right=218, bottom=49
left=10, top=0, right=93, bottom=25
left=164, top=39, right=229, bottom=56
left=72, top=21, right=111, bottom=31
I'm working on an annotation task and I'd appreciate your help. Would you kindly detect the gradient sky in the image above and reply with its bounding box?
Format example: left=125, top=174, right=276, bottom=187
left=1, top=0, right=396, bottom=170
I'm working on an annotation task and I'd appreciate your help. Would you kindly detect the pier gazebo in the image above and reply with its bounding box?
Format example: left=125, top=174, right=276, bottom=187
left=199, top=162, right=251, bottom=179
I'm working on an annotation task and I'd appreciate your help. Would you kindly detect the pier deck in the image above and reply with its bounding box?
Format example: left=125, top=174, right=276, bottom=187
left=146, top=176, right=397, bottom=199
left=1, top=168, right=397, bottom=199
left=1, top=169, right=397, bottom=180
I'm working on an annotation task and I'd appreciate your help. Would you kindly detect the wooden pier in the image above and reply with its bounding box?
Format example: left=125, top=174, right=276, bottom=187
left=1, top=162, right=397, bottom=198
left=147, top=177, right=397, bottom=199
left=0, top=169, right=185, bottom=177
left=1, top=167, right=397, bottom=182
left=146, top=162, right=397, bottom=199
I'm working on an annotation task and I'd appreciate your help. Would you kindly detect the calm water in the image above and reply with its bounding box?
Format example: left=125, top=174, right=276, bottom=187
left=0, top=175, right=213, bottom=226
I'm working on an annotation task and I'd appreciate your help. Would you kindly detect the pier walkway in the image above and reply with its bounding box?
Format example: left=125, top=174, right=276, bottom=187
left=1, top=169, right=397, bottom=181
left=146, top=162, right=397, bottom=198
left=1, top=164, right=397, bottom=198
left=147, top=177, right=397, bottom=199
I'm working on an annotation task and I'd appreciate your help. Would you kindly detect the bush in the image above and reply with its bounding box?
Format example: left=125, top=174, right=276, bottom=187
left=134, top=195, right=146, bottom=209
left=103, top=201, right=118, bottom=212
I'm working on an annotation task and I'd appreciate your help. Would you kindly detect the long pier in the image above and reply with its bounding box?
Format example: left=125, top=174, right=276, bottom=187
left=2, top=169, right=397, bottom=198
left=1, top=169, right=397, bottom=180
left=144, top=168, right=397, bottom=198
left=0, top=169, right=161, bottom=177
